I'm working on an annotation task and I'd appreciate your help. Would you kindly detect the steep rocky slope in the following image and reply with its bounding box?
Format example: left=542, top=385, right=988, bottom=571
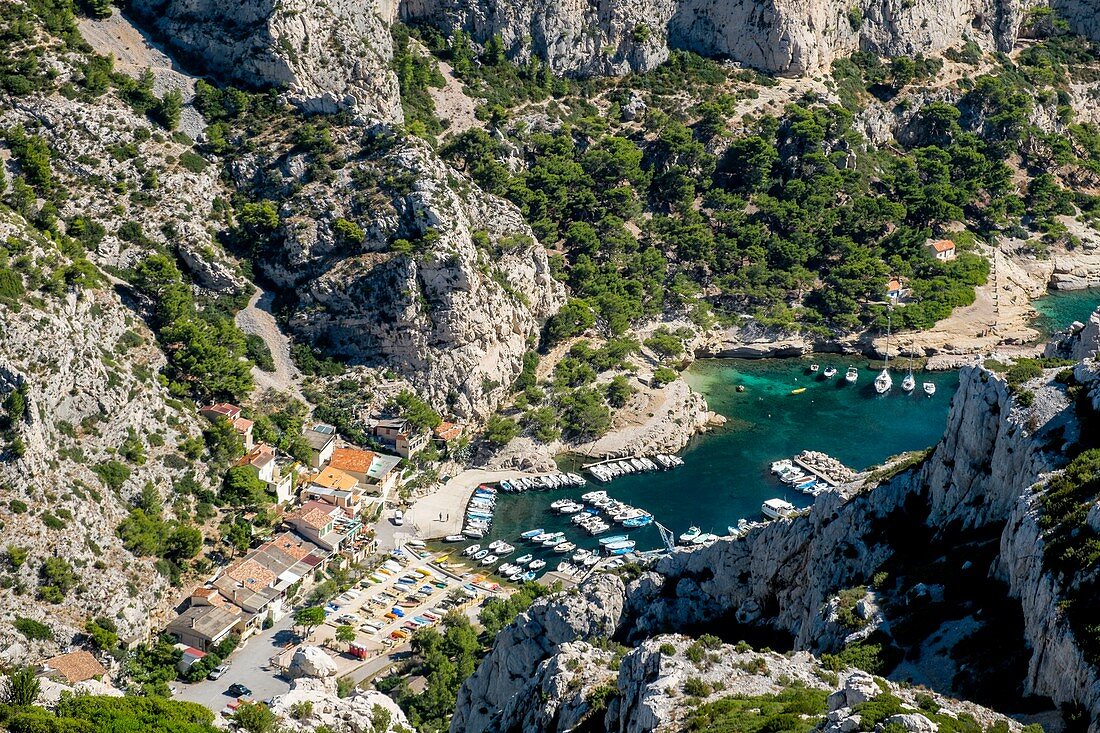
left=455, top=320, right=1100, bottom=731
left=235, top=134, right=565, bottom=419
left=0, top=209, right=217, bottom=660
left=129, top=0, right=403, bottom=122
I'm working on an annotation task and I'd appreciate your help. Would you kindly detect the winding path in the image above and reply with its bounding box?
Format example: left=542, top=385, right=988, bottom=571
left=236, top=287, right=307, bottom=403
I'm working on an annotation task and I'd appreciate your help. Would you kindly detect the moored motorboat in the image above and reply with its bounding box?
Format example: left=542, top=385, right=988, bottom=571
left=809, top=363, right=820, bottom=373
left=515, top=554, right=533, bottom=565
left=444, top=535, right=465, bottom=543
left=528, top=559, right=546, bottom=570
left=462, top=544, right=481, bottom=556
left=599, top=535, right=629, bottom=545
left=924, top=381, right=936, bottom=396
left=480, top=554, right=498, bottom=566
left=520, top=528, right=544, bottom=540
left=473, top=549, right=489, bottom=560
left=555, top=541, right=577, bottom=553
left=762, top=498, right=796, bottom=520
left=823, top=366, right=837, bottom=378
left=679, top=526, right=701, bottom=544
left=845, top=366, right=859, bottom=383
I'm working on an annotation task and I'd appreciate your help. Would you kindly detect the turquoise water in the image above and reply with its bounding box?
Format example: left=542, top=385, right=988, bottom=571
left=1033, top=287, right=1100, bottom=335
left=478, top=357, right=960, bottom=562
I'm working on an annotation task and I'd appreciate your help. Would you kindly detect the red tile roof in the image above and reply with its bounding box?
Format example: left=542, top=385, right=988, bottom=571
left=929, top=239, right=955, bottom=252
left=329, top=447, right=376, bottom=475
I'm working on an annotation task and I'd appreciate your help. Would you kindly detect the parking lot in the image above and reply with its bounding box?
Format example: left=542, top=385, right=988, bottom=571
left=173, top=613, right=296, bottom=712
left=310, top=544, right=498, bottom=673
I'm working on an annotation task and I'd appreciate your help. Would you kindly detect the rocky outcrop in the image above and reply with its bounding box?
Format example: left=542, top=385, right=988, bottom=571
left=1045, top=305, right=1100, bottom=361
left=272, top=677, right=412, bottom=732
left=248, top=137, right=565, bottom=420
left=287, top=646, right=339, bottom=679
left=450, top=574, right=627, bottom=732
left=130, top=0, right=402, bottom=122
left=400, top=0, right=674, bottom=76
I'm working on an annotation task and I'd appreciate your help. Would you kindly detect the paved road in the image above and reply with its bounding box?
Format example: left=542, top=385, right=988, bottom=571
left=173, top=614, right=296, bottom=713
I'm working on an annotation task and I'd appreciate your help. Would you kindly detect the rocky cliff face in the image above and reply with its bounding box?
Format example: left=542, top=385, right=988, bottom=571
left=0, top=209, right=216, bottom=661
left=455, top=345, right=1100, bottom=730
left=130, top=0, right=403, bottom=122
left=400, top=0, right=674, bottom=76
left=240, top=137, right=565, bottom=419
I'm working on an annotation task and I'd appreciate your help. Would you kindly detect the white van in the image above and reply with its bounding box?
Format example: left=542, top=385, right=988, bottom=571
left=393, top=510, right=404, bottom=526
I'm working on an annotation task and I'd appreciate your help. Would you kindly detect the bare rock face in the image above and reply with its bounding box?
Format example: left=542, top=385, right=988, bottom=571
left=256, top=138, right=565, bottom=420
left=288, top=646, right=339, bottom=679
left=449, top=574, right=627, bottom=733
left=272, top=677, right=412, bottom=732
left=130, top=0, right=403, bottom=122
left=401, top=0, right=675, bottom=76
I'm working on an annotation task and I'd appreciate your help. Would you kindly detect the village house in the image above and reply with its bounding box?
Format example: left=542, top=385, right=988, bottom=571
left=303, top=465, right=364, bottom=514
left=302, top=423, right=337, bottom=467
left=284, top=500, right=368, bottom=562
left=165, top=604, right=244, bottom=653
left=235, top=443, right=297, bottom=505
left=433, top=421, right=463, bottom=449
left=208, top=531, right=330, bottom=628
left=886, top=278, right=909, bottom=304
left=366, top=417, right=429, bottom=458
left=926, top=238, right=957, bottom=262
left=200, top=403, right=254, bottom=450
left=175, top=645, right=207, bottom=675
left=327, top=446, right=402, bottom=495
left=40, top=651, right=107, bottom=685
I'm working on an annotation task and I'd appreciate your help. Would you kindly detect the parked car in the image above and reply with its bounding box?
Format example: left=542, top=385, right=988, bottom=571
left=227, top=683, right=252, bottom=698
left=392, top=510, right=404, bottom=526
left=206, top=663, right=230, bottom=681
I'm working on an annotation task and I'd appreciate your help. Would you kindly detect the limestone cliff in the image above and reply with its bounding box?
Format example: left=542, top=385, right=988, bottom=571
left=0, top=210, right=216, bottom=661
left=241, top=137, right=565, bottom=420
left=129, top=0, right=403, bottom=122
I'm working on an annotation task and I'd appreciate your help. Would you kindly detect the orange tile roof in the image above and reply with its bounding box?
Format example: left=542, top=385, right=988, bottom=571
left=329, top=447, right=376, bottom=475
left=265, top=532, right=313, bottom=561
left=434, top=422, right=462, bottom=441
left=202, top=403, right=241, bottom=419
left=288, top=500, right=341, bottom=531
left=236, top=444, right=275, bottom=469
left=226, top=557, right=277, bottom=590
left=887, top=279, right=903, bottom=292
left=310, top=466, right=358, bottom=491
left=44, top=651, right=107, bottom=684
left=232, top=417, right=254, bottom=433
left=191, top=588, right=218, bottom=600
left=930, top=239, right=955, bottom=252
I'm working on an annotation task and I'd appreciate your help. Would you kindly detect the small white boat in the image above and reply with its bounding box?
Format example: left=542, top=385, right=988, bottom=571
left=474, top=549, right=489, bottom=560
left=823, top=366, right=837, bottom=378
left=444, top=535, right=465, bottom=543
left=692, top=533, right=719, bottom=545
left=901, top=373, right=915, bottom=392
left=554, top=541, right=576, bottom=553
left=923, top=381, right=936, bottom=396
left=515, top=554, right=533, bottom=565
left=845, top=366, right=858, bottom=384
left=875, top=369, right=892, bottom=394
left=488, top=540, right=504, bottom=551
left=679, top=526, right=701, bottom=545
left=532, top=533, right=553, bottom=543
left=480, top=554, right=498, bottom=566
left=508, top=572, right=523, bottom=582
left=556, top=561, right=575, bottom=574
left=520, top=528, right=544, bottom=539
left=543, top=536, right=566, bottom=547
left=462, top=544, right=481, bottom=556
left=528, top=559, right=546, bottom=570
left=809, top=363, right=820, bottom=373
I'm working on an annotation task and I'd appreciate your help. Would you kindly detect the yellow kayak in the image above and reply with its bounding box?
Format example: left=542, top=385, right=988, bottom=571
left=791, top=387, right=807, bottom=394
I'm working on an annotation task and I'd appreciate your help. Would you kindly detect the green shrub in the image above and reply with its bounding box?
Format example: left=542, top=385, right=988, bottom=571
left=14, top=616, right=52, bottom=640
left=92, top=460, right=131, bottom=490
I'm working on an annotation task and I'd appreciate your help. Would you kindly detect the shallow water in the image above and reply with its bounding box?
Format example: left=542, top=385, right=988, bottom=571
left=474, top=357, right=960, bottom=563
left=1032, top=287, right=1100, bottom=335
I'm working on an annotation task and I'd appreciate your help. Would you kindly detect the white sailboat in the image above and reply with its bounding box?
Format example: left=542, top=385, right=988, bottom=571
left=874, top=310, right=893, bottom=394
left=901, top=350, right=916, bottom=393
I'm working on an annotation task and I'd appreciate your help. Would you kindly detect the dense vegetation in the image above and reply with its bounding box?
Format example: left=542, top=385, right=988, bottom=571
left=686, top=685, right=828, bottom=733
left=0, top=694, right=220, bottom=733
